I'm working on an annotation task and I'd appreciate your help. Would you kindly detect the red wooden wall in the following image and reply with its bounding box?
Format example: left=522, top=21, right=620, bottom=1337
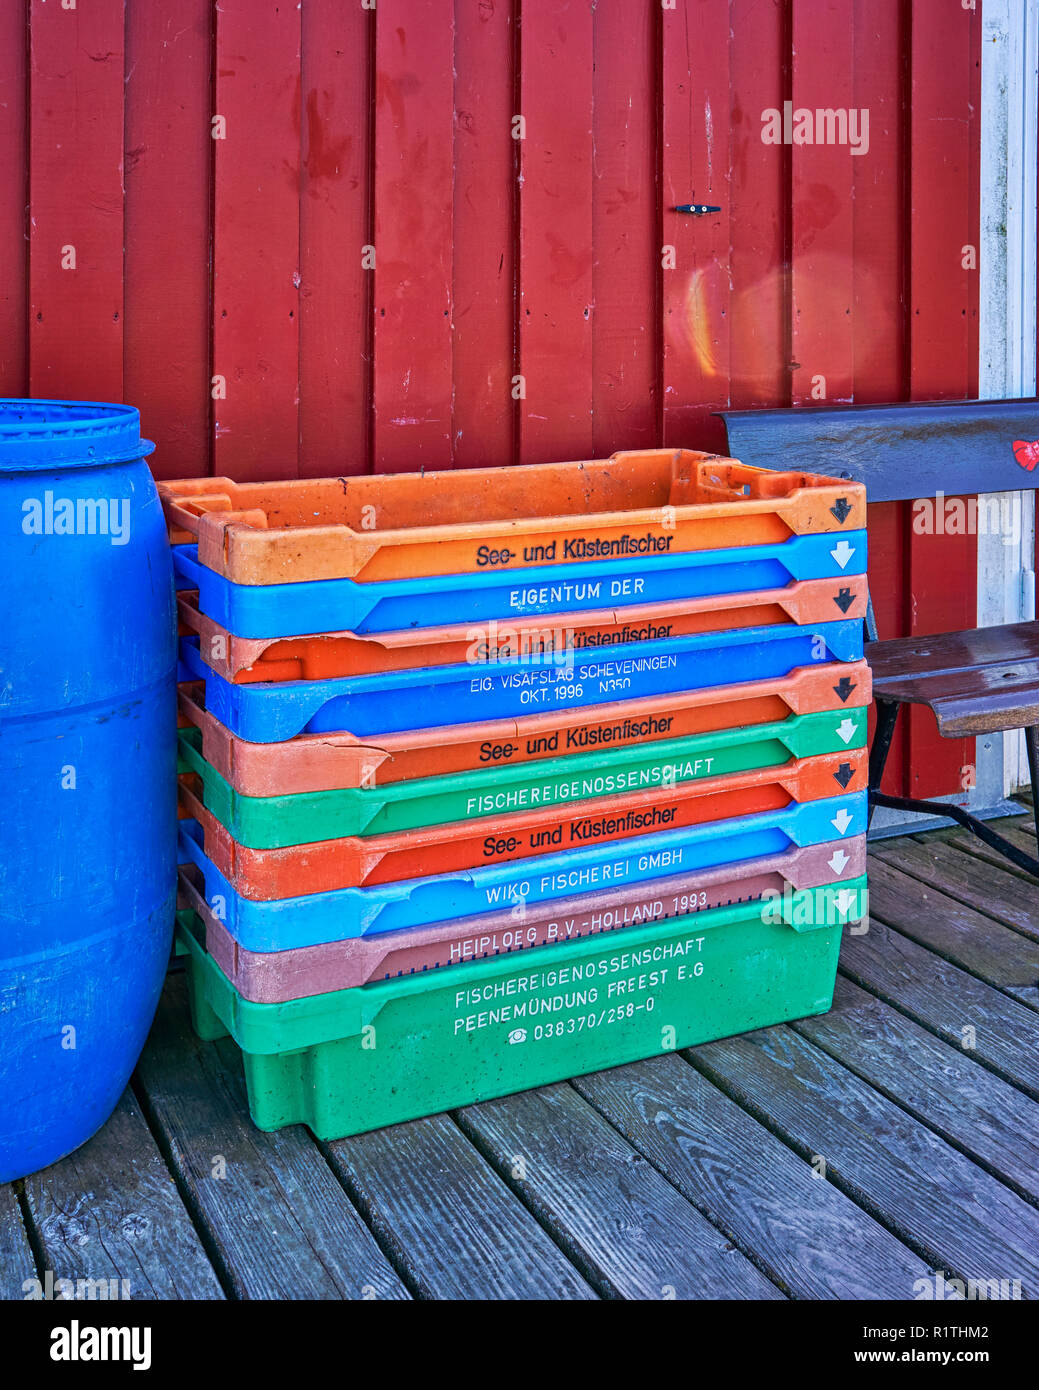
left=0, top=0, right=983, bottom=797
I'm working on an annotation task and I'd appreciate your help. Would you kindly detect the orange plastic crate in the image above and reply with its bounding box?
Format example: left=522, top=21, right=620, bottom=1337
left=159, top=449, right=866, bottom=585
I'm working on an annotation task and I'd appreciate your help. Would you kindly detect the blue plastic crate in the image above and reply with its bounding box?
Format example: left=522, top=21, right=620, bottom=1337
left=173, top=529, right=867, bottom=637
left=178, top=619, right=863, bottom=742
left=177, top=791, right=867, bottom=950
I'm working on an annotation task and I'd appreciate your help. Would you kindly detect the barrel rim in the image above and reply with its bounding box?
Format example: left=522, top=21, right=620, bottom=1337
left=0, top=398, right=155, bottom=469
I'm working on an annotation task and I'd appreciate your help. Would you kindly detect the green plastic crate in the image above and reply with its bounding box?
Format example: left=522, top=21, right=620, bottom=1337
left=177, top=705, right=867, bottom=848
left=175, top=876, right=865, bottom=1139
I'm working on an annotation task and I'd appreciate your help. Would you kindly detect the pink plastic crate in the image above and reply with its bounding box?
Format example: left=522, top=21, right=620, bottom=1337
left=177, top=836, right=866, bottom=1003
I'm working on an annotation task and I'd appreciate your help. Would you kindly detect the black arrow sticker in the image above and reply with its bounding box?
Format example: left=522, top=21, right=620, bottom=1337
left=833, top=762, right=855, bottom=788
left=833, top=587, right=854, bottom=613
left=831, top=497, right=853, bottom=524
left=834, top=677, right=856, bottom=703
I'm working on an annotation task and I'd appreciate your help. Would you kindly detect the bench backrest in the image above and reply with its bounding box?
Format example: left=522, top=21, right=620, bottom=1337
left=716, top=399, right=1039, bottom=503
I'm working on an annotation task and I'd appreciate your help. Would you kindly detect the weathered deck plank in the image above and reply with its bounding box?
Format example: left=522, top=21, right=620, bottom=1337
left=865, top=855, right=1039, bottom=1009
left=932, top=823, right=1039, bottom=886
left=794, top=976, right=1039, bottom=1203
left=457, top=1082, right=785, bottom=1300
left=840, top=917, right=1039, bottom=1098
left=871, top=837, right=1039, bottom=941
left=135, top=979, right=408, bottom=1301
left=22, top=1088, right=223, bottom=1301
left=929, top=822, right=1039, bottom=900
left=690, top=1026, right=1039, bottom=1292
left=324, top=1112, right=597, bottom=1301
left=0, top=1185, right=36, bottom=1300
left=572, top=1055, right=932, bottom=1299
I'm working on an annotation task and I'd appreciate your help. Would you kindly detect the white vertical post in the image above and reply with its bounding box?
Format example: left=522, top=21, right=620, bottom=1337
left=978, top=0, right=1039, bottom=795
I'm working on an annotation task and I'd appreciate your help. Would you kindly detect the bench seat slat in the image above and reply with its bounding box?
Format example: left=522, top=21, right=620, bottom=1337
left=867, top=622, right=1039, bottom=735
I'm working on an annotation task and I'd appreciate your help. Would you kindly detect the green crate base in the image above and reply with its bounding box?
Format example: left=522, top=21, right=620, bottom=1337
left=177, top=705, right=868, bottom=848
left=176, top=878, right=864, bottom=1139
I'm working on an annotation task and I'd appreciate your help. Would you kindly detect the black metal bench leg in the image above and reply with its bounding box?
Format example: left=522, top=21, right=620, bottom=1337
left=1025, top=725, right=1039, bottom=844
left=867, top=698, right=900, bottom=830
left=870, top=716, right=1039, bottom=876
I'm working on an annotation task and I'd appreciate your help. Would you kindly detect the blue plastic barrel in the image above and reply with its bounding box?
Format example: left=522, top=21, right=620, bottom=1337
left=0, top=400, right=176, bottom=1182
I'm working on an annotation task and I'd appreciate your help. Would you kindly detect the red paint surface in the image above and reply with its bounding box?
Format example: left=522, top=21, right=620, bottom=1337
left=661, top=0, right=732, bottom=454
left=29, top=0, right=125, bottom=400
left=373, top=0, right=454, bottom=472
left=791, top=0, right=854, bottom=408
left=728, top=1, right=787, bottom=412
left=212, top=0, right=302, bottom=480
left=1, top=0, right=996, bottom=797
left=299, top=0, right=372, bottom=478
left=453, top=0, right=517, bottom=470
left=0, top=0, right=26, bottom=395
left=518, top=0, right=596, bottom=464
left=124, top=1, right=212, bottom=480
left=591, top=2, right=658, bottom=456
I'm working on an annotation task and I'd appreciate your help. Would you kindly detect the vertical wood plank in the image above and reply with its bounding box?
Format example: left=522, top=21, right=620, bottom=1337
left=212, top=0, right=301, bottom=481
left=299, top=0, right=373, bottom=478
left=853, top=0, right=909, bottom=792
left=660, top=0, right=731, bottom=453
left=29, top=0, right=125, bottom=399
left=907, top=0, right=981, bottom=799
left=372, top=0, right=455, bottom=473
left=728, top=0, right=787, bottom=412
left=852, top=0, right=907, bottom=405
left=452, top=0, right=516, bottom=471
left=790, top=0, right=855, bottom=407
left=910, top=0, right=976, bottom=400
left=517, top=0, right=595, bottom=464
left=124, top=0, right=212, bottom=480
left=965, top=0, right=981, bottom=402
left=590, top=1, right=658, bottom=456
left=0, top=3, right=27, bottom=395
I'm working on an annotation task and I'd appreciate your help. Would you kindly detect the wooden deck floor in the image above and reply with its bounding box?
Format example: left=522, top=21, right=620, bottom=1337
left=4, top=816, right=1039, bottom=1302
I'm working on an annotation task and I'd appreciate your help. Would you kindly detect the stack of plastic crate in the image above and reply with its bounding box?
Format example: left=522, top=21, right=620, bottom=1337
left=163, top=449, right=870, bottom=1139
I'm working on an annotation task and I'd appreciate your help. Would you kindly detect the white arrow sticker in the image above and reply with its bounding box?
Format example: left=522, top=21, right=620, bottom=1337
left=828, top=849, right=850, bottom=875
left=836, top=718, right=857, bottom=744
left=831, top=540, right=855, bottom=569
left=830, top=807, right=853, bottom=835
left=836, top=888, right=856, bottom=916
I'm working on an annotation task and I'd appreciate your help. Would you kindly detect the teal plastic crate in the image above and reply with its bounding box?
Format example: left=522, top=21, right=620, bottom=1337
left=175, top=877, right=864, bottom=1139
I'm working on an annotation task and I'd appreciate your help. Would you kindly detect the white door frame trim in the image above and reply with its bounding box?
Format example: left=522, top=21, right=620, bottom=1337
left=978, top=0, right=1038, bottom=797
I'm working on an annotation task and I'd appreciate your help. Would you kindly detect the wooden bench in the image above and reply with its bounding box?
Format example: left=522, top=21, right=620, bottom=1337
left=718, top=398, right=1039, bottom=876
